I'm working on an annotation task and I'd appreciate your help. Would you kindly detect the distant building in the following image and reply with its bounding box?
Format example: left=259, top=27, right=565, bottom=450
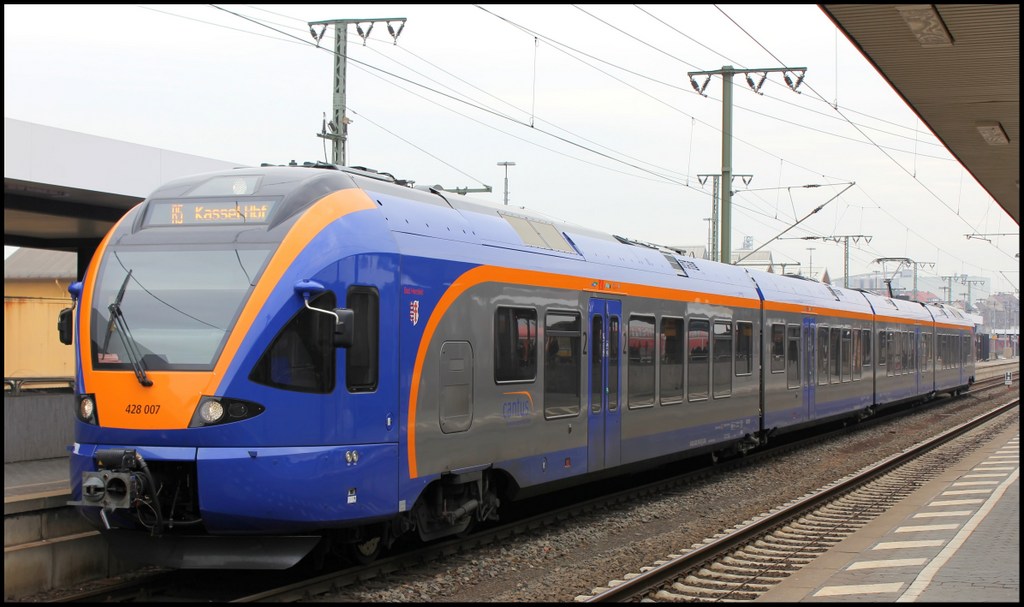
left=4, top=248, right=76, bottom=382
left=732, top=249, right=775, bottom=274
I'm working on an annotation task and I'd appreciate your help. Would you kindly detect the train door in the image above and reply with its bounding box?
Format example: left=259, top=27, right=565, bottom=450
left=802, top=317, right=815, bottom=416
left=587, top=298, right=621, bottom=472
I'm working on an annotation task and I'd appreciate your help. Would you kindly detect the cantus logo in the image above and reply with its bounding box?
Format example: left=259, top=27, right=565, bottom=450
left=501, top=391, right=534, bottom=424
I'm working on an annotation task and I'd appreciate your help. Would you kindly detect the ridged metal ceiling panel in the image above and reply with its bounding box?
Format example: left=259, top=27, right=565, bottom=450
left=822, top=4, right=1019, bottom=224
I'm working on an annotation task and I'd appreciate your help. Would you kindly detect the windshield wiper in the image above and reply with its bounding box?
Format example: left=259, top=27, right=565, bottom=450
left=104, top=270, right=153, bottom=387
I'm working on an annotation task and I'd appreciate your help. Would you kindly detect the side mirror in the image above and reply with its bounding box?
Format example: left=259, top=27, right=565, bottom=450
left=58, top=307, right=74, bottom=345
left=333, top=308, right=354, bottom=348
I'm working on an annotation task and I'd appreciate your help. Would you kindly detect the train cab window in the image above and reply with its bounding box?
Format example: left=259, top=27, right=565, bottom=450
left=736, top=321, right=753, bottom=376
left=712, top=320, right=732, bottom=397
left=628, top=315, right=656, bottom=408
left=346, top=287, right=379, bottom=392
left=544, top=311, right=580, bottom=418
left=817, top=327, right=829, bottom=385
left=250, top=292, right=336, bottom=393
left=770, top=324, right=785, bottom=373
left=659, top=317, right=685, bottom=405
left=495, top=307, right=537, bottom=383
left=687, top=319, right=709, bottom=401
left=786, top=325, right=800, bottom=389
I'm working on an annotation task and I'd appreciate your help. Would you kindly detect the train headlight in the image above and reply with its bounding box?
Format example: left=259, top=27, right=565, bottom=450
left=76, top=394, right=99, bottom=425
left=189, top=396, right=266, bottom=428
left=199, top=399, right=225, bottom=425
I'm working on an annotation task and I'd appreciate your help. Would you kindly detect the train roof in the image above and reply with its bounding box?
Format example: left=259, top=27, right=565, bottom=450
left=858, top=290, right=939, bottom=324
left=135, top=164, right=984, bottom=326
left=342, top=167, right=763, bottom=302
left=922, top=301, right=976, bottom=328
left=744, top=268, right=874, bottom=316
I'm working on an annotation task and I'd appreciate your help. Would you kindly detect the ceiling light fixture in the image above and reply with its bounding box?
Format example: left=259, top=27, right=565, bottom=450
left=895, top=4, right=954, bottom=47
left=976, top=121, right=1010, bottom=145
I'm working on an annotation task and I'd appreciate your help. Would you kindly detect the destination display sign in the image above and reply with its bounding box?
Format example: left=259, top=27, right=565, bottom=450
left=145, top=200, right=277, bottom=226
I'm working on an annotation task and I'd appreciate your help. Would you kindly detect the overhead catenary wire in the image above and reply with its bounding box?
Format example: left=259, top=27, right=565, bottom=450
left=145, top=5, right=1012, bottom=284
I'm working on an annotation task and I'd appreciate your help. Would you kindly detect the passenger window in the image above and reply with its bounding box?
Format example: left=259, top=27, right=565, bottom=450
left=817, top=327, right=829, bottom=385
left=250, top=291, right=336, bottom=393
left=687, top=319, right=709, bottom=400
left=660, top=317, right=684, bottom=405
left=712, top=321, right=732, bottom=397
left=735, top=321, right=753, bottom=376
left=544, top=311, right=580, bottom=418
left=786, top=325, right=800, bottom=389
left=495, top=307, right=537, bottom=382
left=628, top=315, right=656, bottom=408
left=841, top=329, right=852, bottom=382
left=852, top=329, right=862, bottom=380
left=829, top=328, right=841, bottom=383
left=770, top=323, right=785, bottom=373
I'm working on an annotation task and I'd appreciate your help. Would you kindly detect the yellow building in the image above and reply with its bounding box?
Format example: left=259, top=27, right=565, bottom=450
left=4, top=248, right=78, bottom=387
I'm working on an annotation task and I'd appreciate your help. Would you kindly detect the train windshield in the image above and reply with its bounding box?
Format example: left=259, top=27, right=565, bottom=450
left=90, top=246, right=272, bottom=371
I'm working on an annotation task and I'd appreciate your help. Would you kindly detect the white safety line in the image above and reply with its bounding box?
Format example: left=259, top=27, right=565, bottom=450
left=847, top=558, right=927, bottom=571
left=897, top=466, right=1019, bottom=602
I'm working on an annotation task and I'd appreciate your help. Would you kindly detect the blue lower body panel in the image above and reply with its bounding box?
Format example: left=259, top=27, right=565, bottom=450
left=70, top=442, right=398, bottom=533
left=198, top=444, right=399, bottom=532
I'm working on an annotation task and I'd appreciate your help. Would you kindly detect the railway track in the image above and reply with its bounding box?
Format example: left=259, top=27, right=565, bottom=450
left=578, top=393, right=1018, bottom=602
left=44, top=366, right=1018, bottom=602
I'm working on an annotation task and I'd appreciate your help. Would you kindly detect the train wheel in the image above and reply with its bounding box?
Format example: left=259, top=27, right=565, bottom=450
left=346, top=529, right=385, bottom=565
left=455, top=516, right=478, bottom=538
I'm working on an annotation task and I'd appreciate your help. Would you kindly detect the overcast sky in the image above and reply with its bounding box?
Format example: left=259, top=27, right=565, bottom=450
left=4, top=4, right=1018, bottom=295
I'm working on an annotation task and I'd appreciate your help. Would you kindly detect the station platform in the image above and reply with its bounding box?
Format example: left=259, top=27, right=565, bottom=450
left=757, top=418, right=1019, bottom=603
left=4, top=456, right=70, bottom=502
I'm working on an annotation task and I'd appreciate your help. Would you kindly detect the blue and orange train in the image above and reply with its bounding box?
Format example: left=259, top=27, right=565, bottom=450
left=60, top=162, right=975, bottom=568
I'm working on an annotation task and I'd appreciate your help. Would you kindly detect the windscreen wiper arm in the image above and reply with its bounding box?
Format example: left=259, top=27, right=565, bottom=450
left=105, top=270, right=153, bottom=387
